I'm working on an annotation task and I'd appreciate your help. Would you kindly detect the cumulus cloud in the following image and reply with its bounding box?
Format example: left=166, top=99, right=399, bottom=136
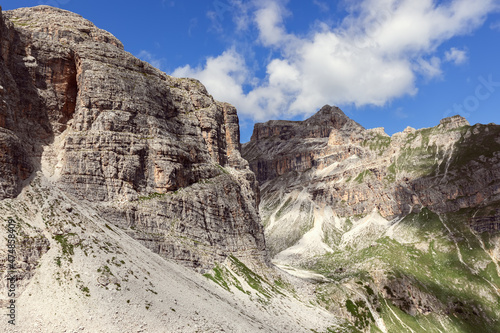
left=172, top=49, right=301, bottom=120
left=445, top=47, right=468, bottom=65
left=172, top=0, right=496, bottom=120
left=254, top=0, right=292, bottom=47
left=230, top=0, right=253, bottom=32
left=172, top=49, right=248, bottom=103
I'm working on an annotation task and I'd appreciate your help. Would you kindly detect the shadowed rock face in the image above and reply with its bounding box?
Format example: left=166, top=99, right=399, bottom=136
left=0, top=6, right=267, bottom=270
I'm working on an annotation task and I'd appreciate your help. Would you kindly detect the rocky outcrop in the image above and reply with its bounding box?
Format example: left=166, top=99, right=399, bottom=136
left=244, top=105, right=365, bottom=183
left=0, top=6, right=267, bottom=271
left=470, top=209, right=500, bottom=233
left=0, top=216, right=50, bottom=308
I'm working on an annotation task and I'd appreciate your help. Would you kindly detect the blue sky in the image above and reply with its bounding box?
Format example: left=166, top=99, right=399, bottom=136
left=3, top=0, right=500, bottom=142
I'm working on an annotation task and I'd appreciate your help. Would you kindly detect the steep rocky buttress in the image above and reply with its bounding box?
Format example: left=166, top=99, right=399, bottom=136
left=0, top=5, right=267, bottom=282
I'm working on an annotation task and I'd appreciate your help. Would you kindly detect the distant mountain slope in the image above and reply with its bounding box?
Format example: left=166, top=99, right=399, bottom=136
left=243, top=106, right=500, bottom=332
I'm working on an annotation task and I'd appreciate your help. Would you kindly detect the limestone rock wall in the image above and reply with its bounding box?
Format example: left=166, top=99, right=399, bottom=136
left=0, top=6, right=267, bottom=270
left=244, top=105, right=366, bottom=182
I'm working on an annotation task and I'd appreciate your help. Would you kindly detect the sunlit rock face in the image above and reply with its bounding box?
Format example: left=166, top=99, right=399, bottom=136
left=0, top=5, right=268, bottom=271
left=244, top=106, right=500, bottom=222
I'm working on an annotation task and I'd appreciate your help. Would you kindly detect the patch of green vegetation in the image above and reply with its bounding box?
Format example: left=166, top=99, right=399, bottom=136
left=203, top=264, right=231, bottom=291
left=204, top=256, right=287, bottom=300
left=364, top=285, right=374, bottom=296
left=54, top=233, right=76, bottom=256
left=354, top=170, right=372, bottom=184
left=306, top=206, right=500, bottom=332
left=417, top=127, right=434, bottom=146
left=362, top=134, right=391, bottom=155
left=109, top=256, right=125, bottom=267
left=395, top=143, right=440, bottom=176
left=384, top=163, right=396, bottom=183
left=273, top=278, right=286, bottom=289
left=399, top=208, right=444, bottom=237
left=97, top=265, right=114, bottom=276
left=275, top=197, right=293, bottom=219
left=80, top=286, right=90, bottom=297
left=9, top=17, right=34, bottom=27
left=262, top=196, right=282, bottom=214
left=345, top=299, right=374, bottom=329
left=321, top=322, right=364, bottom=333
left=215, top=164, right=229, bottom=174
left=229, top=256, right=273, bottom=298
left=104, top=223, right=117, bottom=233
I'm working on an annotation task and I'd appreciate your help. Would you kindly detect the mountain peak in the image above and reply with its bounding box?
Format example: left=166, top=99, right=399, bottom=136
left=439, top=114, right=470, bottom=129
left=249, top=105, right=364, bottom=142
left=4, top=5, right=124, bottom=49
left=305, top=105, right=362, bottom=129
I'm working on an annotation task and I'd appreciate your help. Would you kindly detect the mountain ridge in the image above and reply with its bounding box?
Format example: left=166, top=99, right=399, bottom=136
left=243, top=102, right=500, bottom=332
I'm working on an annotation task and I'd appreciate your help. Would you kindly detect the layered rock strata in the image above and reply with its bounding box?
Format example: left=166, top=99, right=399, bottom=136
left=244, top=108, right=500, bottom=221
left=0, top=6, right=267, bottom=272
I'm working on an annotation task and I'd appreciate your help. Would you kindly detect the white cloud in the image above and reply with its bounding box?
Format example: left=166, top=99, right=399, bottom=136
left=490, top=20, right=500, bottom=30
left=254, top=0, right=291, bottom=47
left=230, top=0, right=253, bottom=31
left=313, top=0, right=329, bottom=12
left=416, top=56, right=442, bottom=79
left=172, top=49, right=248, bottom=105
left=172, top=50, right=300, bottom=120
left=444, top=47, right=468, bottom=65
left=171, top=0, right=497, bottom=121
left=207, top=0, right=251, bottom=33
left=137, top=50, right=165, bottom=71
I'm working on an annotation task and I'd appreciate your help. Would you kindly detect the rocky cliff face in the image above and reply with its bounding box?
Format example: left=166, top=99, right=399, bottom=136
left=243, top=107, right=500, bottom=332
left=0, top=5, right=267, bottom=276
left=245, top=105, right=366, bottom=183
left=244, top=109, right=500, bottom=222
